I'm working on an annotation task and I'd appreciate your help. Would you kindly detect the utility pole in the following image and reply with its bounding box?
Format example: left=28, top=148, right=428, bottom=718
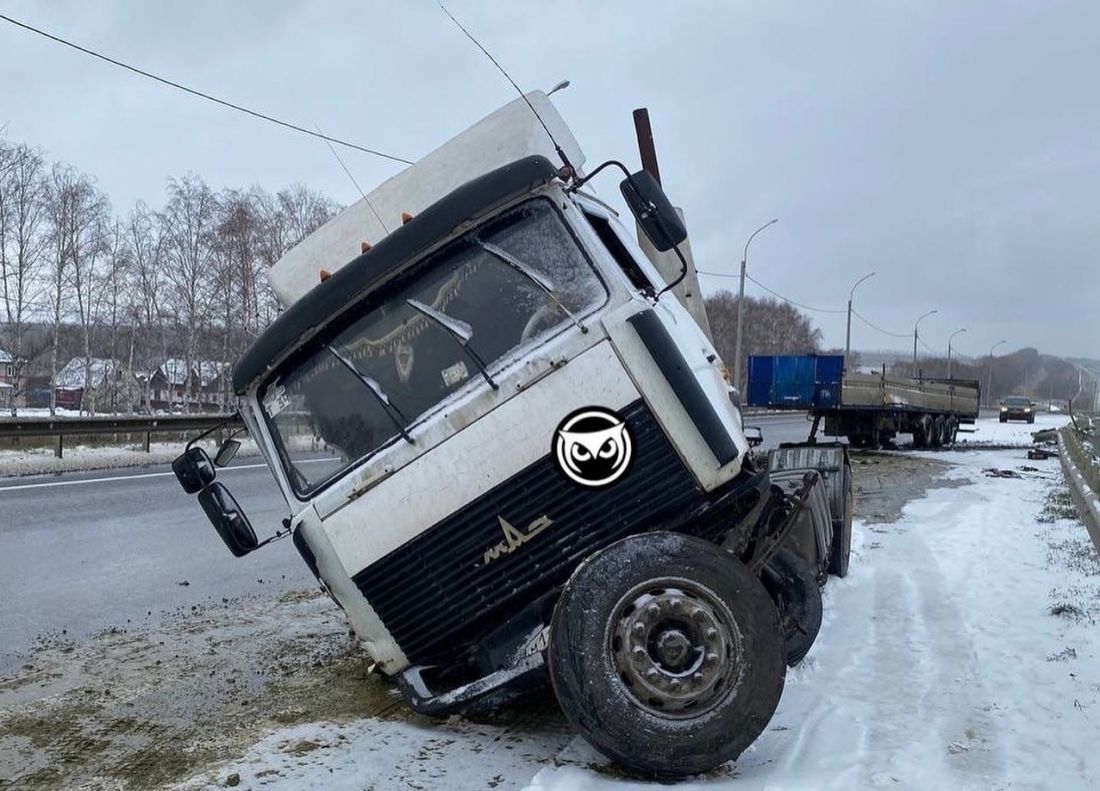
left=845, top=271, right=876, bottom=370
left=631, top=108, right=712, bottom=344
left=986, top=340, right=1006, bottom=406
left=732, top=218, right=778, bottom=389
left=947, top=328, right=967, bottom=379
left=913, top=309, right=938, bottom=370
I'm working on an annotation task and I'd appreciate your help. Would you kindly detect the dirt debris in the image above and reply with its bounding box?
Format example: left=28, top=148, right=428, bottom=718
left=0, top=589, right=406, bottom=790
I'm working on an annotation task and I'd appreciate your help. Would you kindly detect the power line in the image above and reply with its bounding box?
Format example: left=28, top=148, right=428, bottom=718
left=851, top=308, right=911, bottom=339
left=0, top=12, right=413, bottom=166
left=918, top=337, right=944, bottom=357
left=696, top=269, right=846, bottom=314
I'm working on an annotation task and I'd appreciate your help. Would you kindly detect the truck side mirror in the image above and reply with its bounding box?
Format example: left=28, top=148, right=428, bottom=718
left=172, top=447, right=216, bottom=494
left=214, top=438, right=241, bottom=468
left=198, top=482, right=258, bottom=557
left=619, top=170, right=687, bottom=252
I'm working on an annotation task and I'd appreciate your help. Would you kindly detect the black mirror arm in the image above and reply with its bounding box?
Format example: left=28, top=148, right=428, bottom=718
left=656, top=243, right=690, bottom=298
left=254, top=525, right=292, bottom=550
left=570, top=158, right=688, bottom=300
left=568, top=159, right=632, bottom=192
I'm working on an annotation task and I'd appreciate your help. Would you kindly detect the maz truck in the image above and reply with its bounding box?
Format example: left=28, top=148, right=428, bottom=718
left=173, top=94, right=852, bottom=777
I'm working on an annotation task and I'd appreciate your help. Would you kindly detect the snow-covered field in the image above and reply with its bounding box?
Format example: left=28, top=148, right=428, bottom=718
left=162, top=414, right=1099, bottom=791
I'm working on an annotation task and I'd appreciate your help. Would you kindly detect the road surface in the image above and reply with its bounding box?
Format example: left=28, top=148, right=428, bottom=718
left=0, top=459, right=311, bottom=676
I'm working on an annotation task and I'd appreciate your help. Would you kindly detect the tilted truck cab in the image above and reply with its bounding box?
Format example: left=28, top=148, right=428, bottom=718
left=173, top=95, right=853, bottom=778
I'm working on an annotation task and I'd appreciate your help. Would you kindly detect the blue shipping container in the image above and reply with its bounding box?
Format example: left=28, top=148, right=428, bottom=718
left=746, top=354, right=844, bottom=410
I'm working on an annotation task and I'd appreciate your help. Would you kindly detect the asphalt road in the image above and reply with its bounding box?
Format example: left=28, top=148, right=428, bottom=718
left=748, top=411, right=822, bottom=448
left=0, top=459, right=311, bottom=676
left=0, top=412, right=815, bottom=677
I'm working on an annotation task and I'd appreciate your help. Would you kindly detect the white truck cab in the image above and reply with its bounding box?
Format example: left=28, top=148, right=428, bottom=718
left=173, top=94, right=852, bottom=778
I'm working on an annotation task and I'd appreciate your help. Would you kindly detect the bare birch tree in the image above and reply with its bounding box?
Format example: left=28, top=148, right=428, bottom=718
left=160, top=175, right=217, bottom=413
left=0, top=141, right=48, bottom=414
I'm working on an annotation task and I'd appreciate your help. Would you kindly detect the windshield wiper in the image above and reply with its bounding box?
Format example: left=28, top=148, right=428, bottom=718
left=405, top=299, right=499, bottom=390
left=324, top=344, right=415, bottom=445
left=477, top=241, right=588, bottom=334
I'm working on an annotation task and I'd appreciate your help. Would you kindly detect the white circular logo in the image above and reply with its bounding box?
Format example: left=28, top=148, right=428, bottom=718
left=554, top=407, right=634, bottom=488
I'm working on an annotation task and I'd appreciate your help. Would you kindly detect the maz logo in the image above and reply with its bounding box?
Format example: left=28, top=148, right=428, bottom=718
left=481, top=514, right=553, bottom=566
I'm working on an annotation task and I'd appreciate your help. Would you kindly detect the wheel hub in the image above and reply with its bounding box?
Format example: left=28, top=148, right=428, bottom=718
left=610, top=581, right=741, bottom=718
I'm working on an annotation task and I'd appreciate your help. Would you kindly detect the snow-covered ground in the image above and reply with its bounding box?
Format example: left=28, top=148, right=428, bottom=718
left=162, top=415, right=1099, bottom=790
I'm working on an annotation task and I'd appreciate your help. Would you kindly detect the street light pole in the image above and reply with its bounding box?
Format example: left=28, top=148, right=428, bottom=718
left=986, top=340, right=1006, bottom=406
left=913, top=309, right=938, bottom=372
left=845, top=271, right=876, bottom=368
left=947, top=327, right=967, bottom=379
left=732, top=218, right=778, bottom=390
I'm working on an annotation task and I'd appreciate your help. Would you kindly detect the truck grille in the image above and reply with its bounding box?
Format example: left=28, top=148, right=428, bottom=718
left=353, top=400, right=703, bottom=665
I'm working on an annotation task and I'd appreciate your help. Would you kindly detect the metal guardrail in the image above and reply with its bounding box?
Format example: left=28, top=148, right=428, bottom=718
left=1058, top=426, right=1100, bottom=556
left=0, top=413, right=240, bottom=458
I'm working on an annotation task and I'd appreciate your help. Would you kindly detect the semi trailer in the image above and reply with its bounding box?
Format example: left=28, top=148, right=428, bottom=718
left=172, top=94, right=853, bottom=778
left=747, top=353, right=981, bottom=448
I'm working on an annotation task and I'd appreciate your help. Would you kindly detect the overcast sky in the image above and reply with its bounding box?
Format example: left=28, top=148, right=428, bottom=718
left=1, top=1, right=1096, bottom=358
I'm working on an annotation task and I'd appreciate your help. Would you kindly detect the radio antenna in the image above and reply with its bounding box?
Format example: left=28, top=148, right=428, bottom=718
left=315, top=122, right=390, bottom=235
left=437, top=2, right=576, bottom=179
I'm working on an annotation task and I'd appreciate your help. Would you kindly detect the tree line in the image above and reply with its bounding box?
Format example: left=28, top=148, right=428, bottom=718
left=0, top=134, right=338, bottom=415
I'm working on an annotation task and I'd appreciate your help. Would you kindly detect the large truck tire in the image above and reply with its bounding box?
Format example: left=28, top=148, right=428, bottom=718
left=912, top=414, right=931, bottom=449
left=930, top=415, right=946, bottom=448
left=547, top=532, right=786, bottom=778
left=761, top=548, right=823, bottom=666
left=945, top=416, right=959, bottom=445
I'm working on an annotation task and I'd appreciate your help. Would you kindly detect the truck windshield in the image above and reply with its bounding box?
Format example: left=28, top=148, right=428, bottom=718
left=259, top=198, right=607, bottom=496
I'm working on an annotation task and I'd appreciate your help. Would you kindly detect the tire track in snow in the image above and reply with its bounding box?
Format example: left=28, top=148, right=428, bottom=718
left=864, top=488, right=1006, bottom=788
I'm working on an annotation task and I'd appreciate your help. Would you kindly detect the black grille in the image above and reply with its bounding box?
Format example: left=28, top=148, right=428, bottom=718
left=353, top=400, right=703, bottom=665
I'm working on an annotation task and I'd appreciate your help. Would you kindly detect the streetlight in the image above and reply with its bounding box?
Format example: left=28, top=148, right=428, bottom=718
left=912, top=309, right=938, bottom=370
left=547, top=80, right=571, bottom=96
left=947, top=327, right=967, bottom=378
left=732, top=218, right=779, bottom=389
left=844, top=271, right=876, bottom=366
left=986, top=340, right=1006, bottom=406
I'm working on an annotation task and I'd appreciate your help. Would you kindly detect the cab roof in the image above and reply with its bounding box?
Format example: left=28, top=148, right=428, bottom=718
left=232, top=154, right=560, bottom=395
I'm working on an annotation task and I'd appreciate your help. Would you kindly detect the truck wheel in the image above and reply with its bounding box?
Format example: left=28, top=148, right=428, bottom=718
left=912, top=415, right=931, bottom=449
left=930, top=415, right=945, bottom=448
left=761, top=548, right=822, bottom=666
left=547, top=532, right=786, bottom=778
left=945, top=416, right=959, bottom=445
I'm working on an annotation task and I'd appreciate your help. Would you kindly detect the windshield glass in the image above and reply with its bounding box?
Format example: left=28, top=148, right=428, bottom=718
left=1003, top=397, right=1031, bottom=406
left=259, top=198, right=607, bottom=496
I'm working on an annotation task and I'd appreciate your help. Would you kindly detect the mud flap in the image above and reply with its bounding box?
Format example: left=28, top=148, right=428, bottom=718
left=767, top=444, right=853, bottom=576
left=744, top=472, right=818, bottom=575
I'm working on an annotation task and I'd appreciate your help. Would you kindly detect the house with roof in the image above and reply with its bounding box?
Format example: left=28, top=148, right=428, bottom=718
left=54, top=357, right=121, bottom=411
left=149, top=358, right=231, bottom=411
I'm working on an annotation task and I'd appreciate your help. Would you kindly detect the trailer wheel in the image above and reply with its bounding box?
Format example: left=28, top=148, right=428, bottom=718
left=945, top=416, right=959, bottom=445
left=912, top=415, right=931, bottom=449
left=761, top=548, right=822, bottom=666
left=930, top=415, right=946, bottom=448
left=547, top=532, right=786, bottom=778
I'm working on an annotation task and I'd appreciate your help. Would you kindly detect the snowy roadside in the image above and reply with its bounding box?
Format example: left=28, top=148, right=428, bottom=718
left=170, top=422, right=1100, bottom=791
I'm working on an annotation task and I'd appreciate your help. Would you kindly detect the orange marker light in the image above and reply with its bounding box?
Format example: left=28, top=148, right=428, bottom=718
left=319, top=269, right=331, bottom=282
left=360, top=241, right=372, bottom=254
left=401, top=212, right=414, bottom=225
